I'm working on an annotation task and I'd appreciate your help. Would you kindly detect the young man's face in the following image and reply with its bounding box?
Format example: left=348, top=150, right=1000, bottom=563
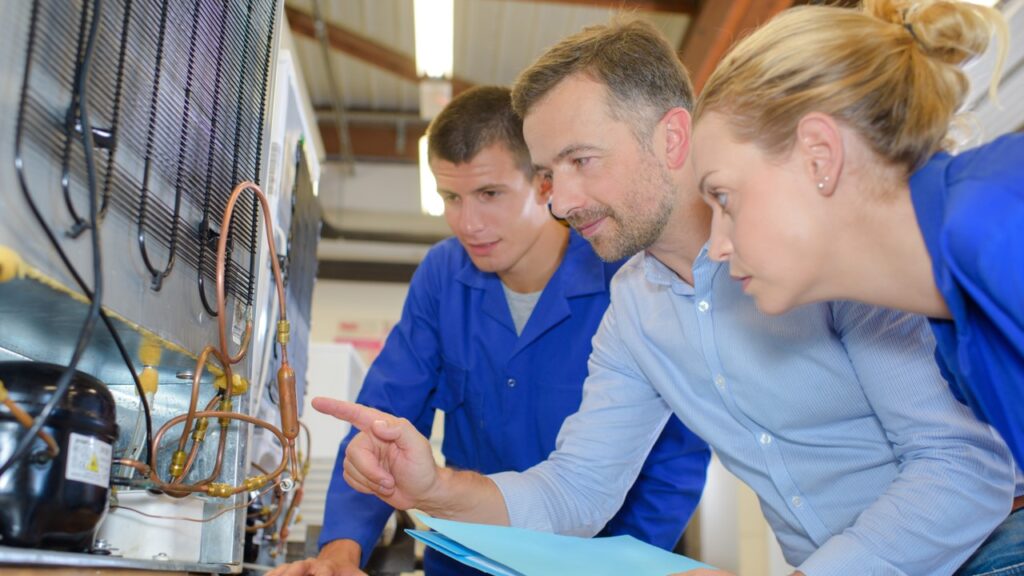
left=522, top=74, right=676, bottom=262
left=432, top=142, right=553, bottom=279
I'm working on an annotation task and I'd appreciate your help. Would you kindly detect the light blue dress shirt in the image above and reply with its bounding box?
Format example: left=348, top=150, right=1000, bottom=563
left=321, top=233, right=709, bottom=574
left=491, top=247, right=1016, bottom=576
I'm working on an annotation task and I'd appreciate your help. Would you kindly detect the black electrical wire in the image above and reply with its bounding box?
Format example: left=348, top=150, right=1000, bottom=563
left=135, top=0, right=184, bottom=292
left=58, top=4, right=91, bottom=238
left=5, top=0, right=153, bottom=475
left=197, top=1, right=234, bottom=317
left=1, top=0, right=104, bottom=478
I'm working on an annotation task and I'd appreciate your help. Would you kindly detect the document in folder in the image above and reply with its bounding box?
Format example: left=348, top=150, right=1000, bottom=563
left=407, top=514, right=713, bottom=576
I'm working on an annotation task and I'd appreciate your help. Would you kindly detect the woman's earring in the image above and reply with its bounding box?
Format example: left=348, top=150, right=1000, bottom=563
left=817, top=175, right=830, bottom=190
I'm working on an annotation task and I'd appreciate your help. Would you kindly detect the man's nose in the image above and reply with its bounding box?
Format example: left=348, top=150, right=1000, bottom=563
left=549, top=176, right=585, bottom=220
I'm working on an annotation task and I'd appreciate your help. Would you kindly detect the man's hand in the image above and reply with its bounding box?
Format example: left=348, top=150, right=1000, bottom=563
left=265, top=539, right=365, bottom=576
left=312, top=398, right=440, bottom=511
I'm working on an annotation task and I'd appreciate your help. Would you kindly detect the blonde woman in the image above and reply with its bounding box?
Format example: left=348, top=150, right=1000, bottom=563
left=693, top=1, right=1022, bottom=480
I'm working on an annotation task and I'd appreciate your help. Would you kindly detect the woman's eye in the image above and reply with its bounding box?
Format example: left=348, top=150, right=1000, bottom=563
left=573, top=157, right=591, bottom=168
left=713, top=192, right=728, bottom=208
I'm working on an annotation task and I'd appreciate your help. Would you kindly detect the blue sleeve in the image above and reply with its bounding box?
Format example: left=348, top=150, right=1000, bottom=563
left=941, top=179, right=1024, bottom=462
left=798, top=303, right=1015, bottom=576
left=597, top=415, right=709, bottom=550
left=318, top=246, right=449, bottom=566
left=943, top=181, right=1024, bottom=343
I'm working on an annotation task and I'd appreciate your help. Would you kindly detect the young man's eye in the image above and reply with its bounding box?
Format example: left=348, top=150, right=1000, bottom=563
left=441, top=194, right=459, bottom=204
left=573, top=157, right=591, bottom=168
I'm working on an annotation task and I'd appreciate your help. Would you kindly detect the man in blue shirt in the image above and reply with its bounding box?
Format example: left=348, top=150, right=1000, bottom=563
left=313, top=22, right=1020, bottom=576
left=269, top=86, right=710, bottom=576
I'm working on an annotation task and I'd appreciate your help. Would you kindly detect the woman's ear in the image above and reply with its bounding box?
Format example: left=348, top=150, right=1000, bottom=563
left=795, top=112, right=844, bottom=197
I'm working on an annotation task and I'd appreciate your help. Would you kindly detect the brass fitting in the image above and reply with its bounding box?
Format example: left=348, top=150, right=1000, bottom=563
left=169, top=450, right=187, bottom=477
left=276, top=320, right=290, bottom=345
left=206, top=483, right=232, bottom=498
left=218, top=396, right=233, bottom=427
left=191, top=418, right=209, bottom=442
left=243, top=475, right=267, bottom=491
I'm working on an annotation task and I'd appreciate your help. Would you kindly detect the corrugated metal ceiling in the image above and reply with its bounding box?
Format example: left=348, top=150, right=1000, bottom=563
left=287, top=0, right=691, bottom=112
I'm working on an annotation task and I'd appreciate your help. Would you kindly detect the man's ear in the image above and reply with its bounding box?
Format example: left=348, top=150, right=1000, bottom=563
left=794, top=112, right=844, bottom=197
left=662, top=107, right=692, bottom=170
left=535, top=171, right=553, bottom=202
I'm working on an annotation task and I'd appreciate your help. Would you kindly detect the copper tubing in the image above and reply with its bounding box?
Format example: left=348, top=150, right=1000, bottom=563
left=150, top=410, right=290, bottom=495
left=279, top=484, right=304, bottom=542
left=113, top=457, right=151, bottom=476
left=277, top=365, right=298, bottom=440
left=215, top=182, right=288, bottom=367
left=176, top=395, right=223, bottom=482
left=199, top=424, right=229, bottom=484
left=299, top=421, right=311, bottom=476
left=1, top=396, right=60, bottom=458
left=176, top=346, right=228, bottom=455
left=246, top=468, right=285, bottom=533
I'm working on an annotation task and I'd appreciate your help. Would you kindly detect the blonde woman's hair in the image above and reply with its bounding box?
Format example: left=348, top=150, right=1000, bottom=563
left=694, top=0, right=1008, bottom=171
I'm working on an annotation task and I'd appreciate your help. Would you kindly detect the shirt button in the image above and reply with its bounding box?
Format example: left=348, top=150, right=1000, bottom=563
left=791, top=496, right=803, bottom=508
left=697, top=300, right=710, bottom=313
left=759, top=433, right=772, bottom=445
left=714, top=375, right=725, bottom=389
left=507, top=378, right=516, bottom=388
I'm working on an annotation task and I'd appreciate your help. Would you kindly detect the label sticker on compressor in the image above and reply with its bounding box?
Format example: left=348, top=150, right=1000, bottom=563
left=65, top=432, right=112, bottom=488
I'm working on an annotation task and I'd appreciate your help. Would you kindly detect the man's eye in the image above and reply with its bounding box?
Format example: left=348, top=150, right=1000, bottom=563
left=573, top=157, right=591, bottom=168
left=713, top=192, right=728, bottom=208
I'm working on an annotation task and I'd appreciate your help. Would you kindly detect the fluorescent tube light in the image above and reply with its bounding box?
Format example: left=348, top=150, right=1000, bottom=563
left=414, top=0, right=454, bottom=79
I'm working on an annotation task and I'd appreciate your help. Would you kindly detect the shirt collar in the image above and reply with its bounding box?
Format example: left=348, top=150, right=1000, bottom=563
left=909, top=151, right=953, bottom=275
left=639, top=244, right=715, bottom=296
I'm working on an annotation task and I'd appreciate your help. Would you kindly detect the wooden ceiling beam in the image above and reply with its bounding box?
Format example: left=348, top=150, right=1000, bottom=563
left=678, top=0, right=794, bottom=94
left=320, top=119, right=427, bottom=163
left=286, top=5, right=475, bottom=94
left=502, top=0, right=699, bottom=14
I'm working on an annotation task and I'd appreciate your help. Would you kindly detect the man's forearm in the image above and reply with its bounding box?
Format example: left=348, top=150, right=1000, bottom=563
left=318, top=538, right=362, bottom=566
left=420, top=467, right=510, bottom=525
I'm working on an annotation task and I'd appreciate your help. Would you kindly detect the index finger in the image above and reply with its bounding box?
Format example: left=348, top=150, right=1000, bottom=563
left=311, top=398, right=396, bottom=432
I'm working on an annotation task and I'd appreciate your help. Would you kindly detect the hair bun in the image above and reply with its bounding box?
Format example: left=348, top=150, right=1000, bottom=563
left=867, top=0, right=996, bottom=65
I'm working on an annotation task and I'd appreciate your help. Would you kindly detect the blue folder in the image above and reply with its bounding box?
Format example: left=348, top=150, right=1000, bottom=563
left=407, top=514, right=712, bottom=576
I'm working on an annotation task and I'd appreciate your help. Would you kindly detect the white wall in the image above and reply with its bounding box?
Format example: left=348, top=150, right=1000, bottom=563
left=311, top=279, right=410, bottom=342
left=700, top=455, right=794, bottom=575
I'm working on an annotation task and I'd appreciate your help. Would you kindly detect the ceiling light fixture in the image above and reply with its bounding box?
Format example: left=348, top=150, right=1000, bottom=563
left=414, top=0, right=454, bottom=216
